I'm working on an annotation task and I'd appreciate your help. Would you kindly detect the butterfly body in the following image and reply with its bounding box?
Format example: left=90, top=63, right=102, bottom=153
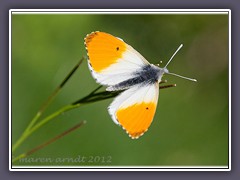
left=84, top=31, right=196, bottom=139
left=106, top=64, right=163, bottom=91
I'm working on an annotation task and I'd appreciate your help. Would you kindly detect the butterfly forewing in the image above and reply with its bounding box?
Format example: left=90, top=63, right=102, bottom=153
left=84, top=31, right=149, bottom=86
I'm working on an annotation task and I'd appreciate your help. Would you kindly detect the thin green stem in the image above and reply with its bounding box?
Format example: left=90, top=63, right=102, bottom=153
left=12, top=85, right=119, bottom=153
left=12, top=153, right=26, bottom=163
left=12, top=121, right=86, bottom=164
left=24, top=88, right=59, bottom=133
left=12, top=103, right=82, bottom=153
left=25, top=58, right=84, bottom=133
left=28, top=104, right=81, bottom=136
left=12, top=58, right=84, bottom=153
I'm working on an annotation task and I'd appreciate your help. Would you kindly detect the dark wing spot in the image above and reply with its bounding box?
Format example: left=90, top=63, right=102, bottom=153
left=146, top=107, right=149, bottom=110
left=116, top=47, right=119, bottom=51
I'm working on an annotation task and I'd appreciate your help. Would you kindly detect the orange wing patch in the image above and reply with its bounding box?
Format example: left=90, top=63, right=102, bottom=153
left=116, top=102, right=157, bottom=139
left=85, top=31, right=127, bottom=72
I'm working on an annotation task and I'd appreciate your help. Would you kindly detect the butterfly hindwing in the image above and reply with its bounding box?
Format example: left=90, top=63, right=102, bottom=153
left=108, top=83, right=159, bottom=139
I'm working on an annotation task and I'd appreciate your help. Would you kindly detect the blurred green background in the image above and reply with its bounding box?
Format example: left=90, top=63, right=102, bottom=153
left=12, top=13, right=229, bottom=166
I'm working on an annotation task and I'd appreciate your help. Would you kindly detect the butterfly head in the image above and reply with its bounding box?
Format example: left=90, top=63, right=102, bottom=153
left=163, top=67, right=169, bottom=74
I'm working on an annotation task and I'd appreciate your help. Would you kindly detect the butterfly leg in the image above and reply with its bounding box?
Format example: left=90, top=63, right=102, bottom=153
left=159, top=84, right=176, bottom=89
left=159, top=80, right=167, bottom=84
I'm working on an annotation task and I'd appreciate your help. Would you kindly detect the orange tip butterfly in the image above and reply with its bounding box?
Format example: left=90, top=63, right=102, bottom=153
left=84, top=31, right=197, bottom=139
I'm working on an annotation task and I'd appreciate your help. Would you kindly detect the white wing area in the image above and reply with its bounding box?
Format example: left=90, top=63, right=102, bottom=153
left=88, top=44, right=149, bottom=87
left=108, top=83, right=159, bottom=124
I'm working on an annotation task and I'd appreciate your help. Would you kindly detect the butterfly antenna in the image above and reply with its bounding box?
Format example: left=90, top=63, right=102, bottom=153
left=163, top=44, right=197, bottom=82
left=167, top=72, right=197, bottom=82
left=164, top=44, right=183, bottom=68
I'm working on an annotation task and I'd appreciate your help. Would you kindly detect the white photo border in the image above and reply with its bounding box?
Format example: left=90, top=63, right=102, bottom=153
left=9, top=9, right=231, bottom=171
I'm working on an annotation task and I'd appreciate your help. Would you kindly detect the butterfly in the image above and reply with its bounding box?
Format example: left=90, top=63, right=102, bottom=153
left=84, top=31, right=196, bottom=139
